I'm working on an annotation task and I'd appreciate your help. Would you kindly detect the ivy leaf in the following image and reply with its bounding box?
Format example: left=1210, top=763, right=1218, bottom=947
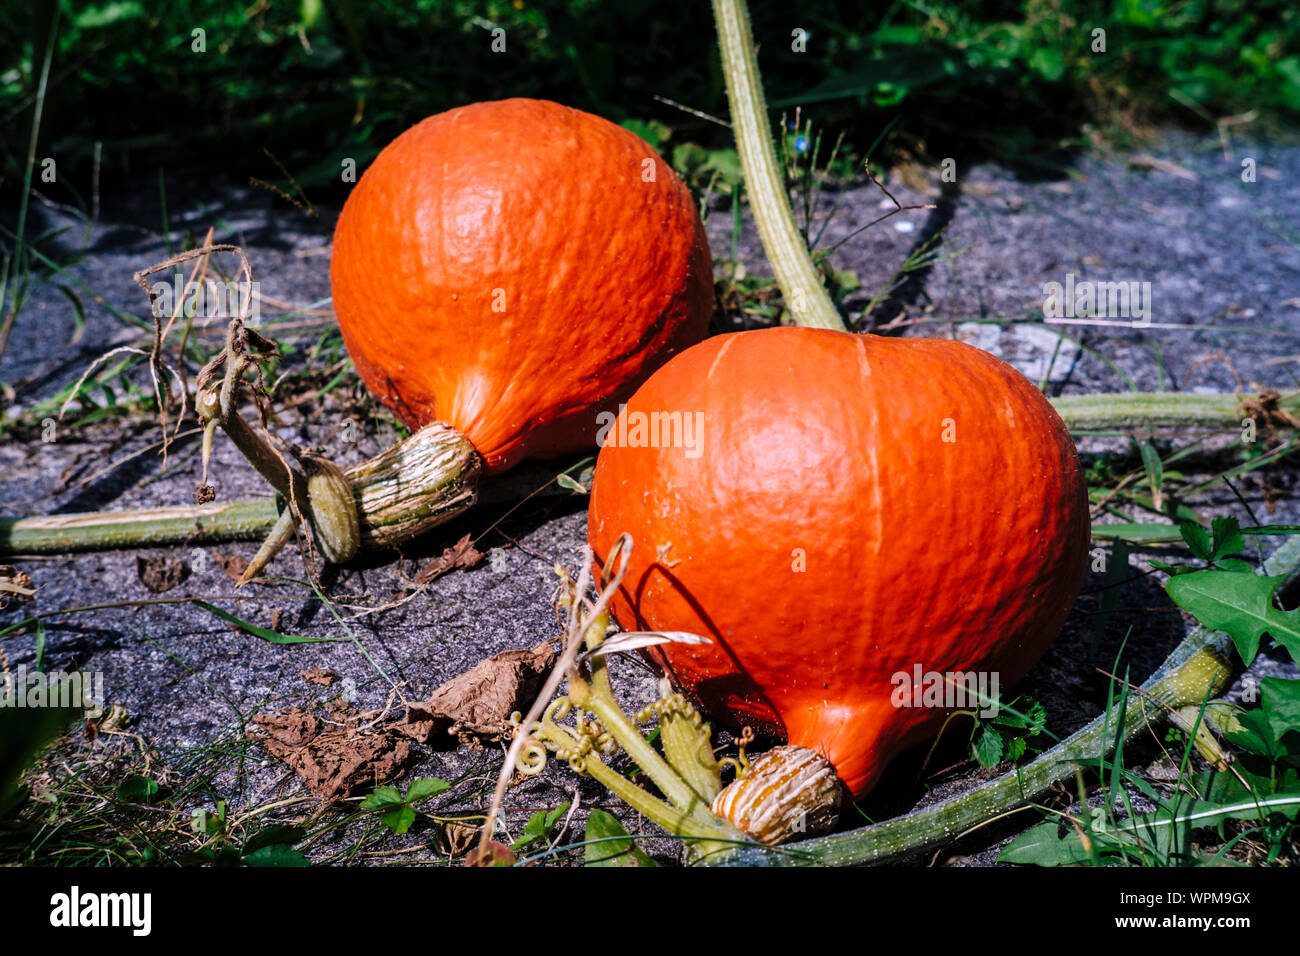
left=584, top=809, right=656, bottom=867
left=1165, top=570, right=1300, bottom=666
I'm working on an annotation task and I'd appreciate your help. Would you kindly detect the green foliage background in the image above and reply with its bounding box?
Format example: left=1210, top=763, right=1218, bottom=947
left=2, top=0, right=1298, bottom=195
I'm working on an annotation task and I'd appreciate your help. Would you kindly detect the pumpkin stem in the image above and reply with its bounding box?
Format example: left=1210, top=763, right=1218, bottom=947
left=712, top=0, right=847, bottom=332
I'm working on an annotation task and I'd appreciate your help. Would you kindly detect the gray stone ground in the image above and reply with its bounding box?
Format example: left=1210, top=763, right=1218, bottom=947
left=1, top=128, right=1298, bottom=865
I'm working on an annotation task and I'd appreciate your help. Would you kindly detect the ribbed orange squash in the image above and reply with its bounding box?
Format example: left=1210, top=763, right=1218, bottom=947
left=588, top=327, right=1089, bottom=800
left=331, top=99, right=712, bottom=473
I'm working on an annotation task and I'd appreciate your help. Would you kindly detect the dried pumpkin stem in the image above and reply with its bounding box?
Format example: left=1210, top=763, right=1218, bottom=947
left=712, top=0, right=847, bottom=331
left=706, top=533, right=1300, bottom=866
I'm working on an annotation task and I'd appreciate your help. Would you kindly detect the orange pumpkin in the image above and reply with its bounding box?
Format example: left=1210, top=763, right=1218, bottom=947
left=588, top=327, right=1089, bottom=800
left=331, top=98, right=712, bottom=474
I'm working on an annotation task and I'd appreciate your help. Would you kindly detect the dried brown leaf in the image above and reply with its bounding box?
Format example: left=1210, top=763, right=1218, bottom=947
left=210, top=551, right=250, bottom=582
left=301, top=667, right=338, bottom=686
left=249, top=706, right=411, bottom=803
left=394, top=641, right=556, bottom=748
left=415, top=534, right=484, bottom=586
left=437, top=819, right=480, bottom=858
left=0, top=565, right=35, bottom=610
left=136, top=555, right=189, bottom=593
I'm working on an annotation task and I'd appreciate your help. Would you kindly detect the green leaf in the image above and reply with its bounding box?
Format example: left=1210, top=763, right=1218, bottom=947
left=1179, top=521, right=1214, bottom=562
left=511, top=802, right=569, bottom=851
left=584, top=809, right=656, bottom=867
left=998, top=818, right=1094, bottom=866
left=1028, top=46, right=1066, bottom=82
left=243, top=824, right=306, bottom=854
left=555, top=473, right=588, bottom=494
left=1215, top=557, right=1257, bottom=574
left=620, top=118, right=671, bottom=150
left=1261, top=678, right=1300, bottom=740
left=1092, top=523, right=1181, bottom=542
left=1165, top=570, right=1300, bottom=665
left=972, top=724, right=1003, bottom=768
left=0, top=684, right=82, bottom=817
left=1136, top=439, right=1164, bottom=511
left=243, top=844, right=310, bottom=867
left=1093, top=538, right=1129, bottom=646
left=72, top=2, right=145, bottom=29
left=1226, top=709, right=1285, bottom=760
left=379, top=805, right=417, bottom=835
left=544, top=803, right=570, bottom=832
left=191, top=600, right=340, bottom=645
left=116, top=774, right=160, bottom=803
left=512, top=810, right=549, bottom=850
left=191, top=808, right=223, bottom=836
left=360, top=785, right=404, bottom=810
left=405, top=777, right=450, bottom=802
left=1211, top=516, right=1246, bottom=559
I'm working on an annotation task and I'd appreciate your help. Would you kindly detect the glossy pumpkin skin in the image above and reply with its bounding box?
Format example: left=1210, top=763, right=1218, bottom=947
left=588, top=327, right=1090, bottom=799
left=331, top=98, right=713, bottom=473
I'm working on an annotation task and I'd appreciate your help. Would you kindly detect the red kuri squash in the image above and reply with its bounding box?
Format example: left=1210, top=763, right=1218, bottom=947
left=331, top=98, right=713, bottom=476
left=588, top=327, right=1090, bottom=805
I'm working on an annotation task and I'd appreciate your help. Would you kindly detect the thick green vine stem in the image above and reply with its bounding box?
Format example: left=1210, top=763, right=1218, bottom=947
left=3, top=389, right=1291, bottom=557
left=1052, top=390, right=1300, bottom=433
left=706, top=533, right=1300, bottom=866
left=712, top=0, right=847, bottom=331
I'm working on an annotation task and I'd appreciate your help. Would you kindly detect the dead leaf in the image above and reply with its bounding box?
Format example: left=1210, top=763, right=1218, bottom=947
left=394, top=641, right=556, bottom=748
left=136, top=555, right=189, bottom=593
left=415, top=534, right=484, bottom=586
left=211, top=551, right=250, bottom=582
left=465, top=839, right=517, bottom=867
left=0, top=566, right=35, bottom=610
left=249, top=706, right=412, bottom=803
left=437, top=819, right=481, bottom=858
left=301, top=667, right=338, bottom=686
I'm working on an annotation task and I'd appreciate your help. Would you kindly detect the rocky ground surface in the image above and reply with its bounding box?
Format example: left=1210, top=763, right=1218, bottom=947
left=1, top=127, right=1297, bottom=866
